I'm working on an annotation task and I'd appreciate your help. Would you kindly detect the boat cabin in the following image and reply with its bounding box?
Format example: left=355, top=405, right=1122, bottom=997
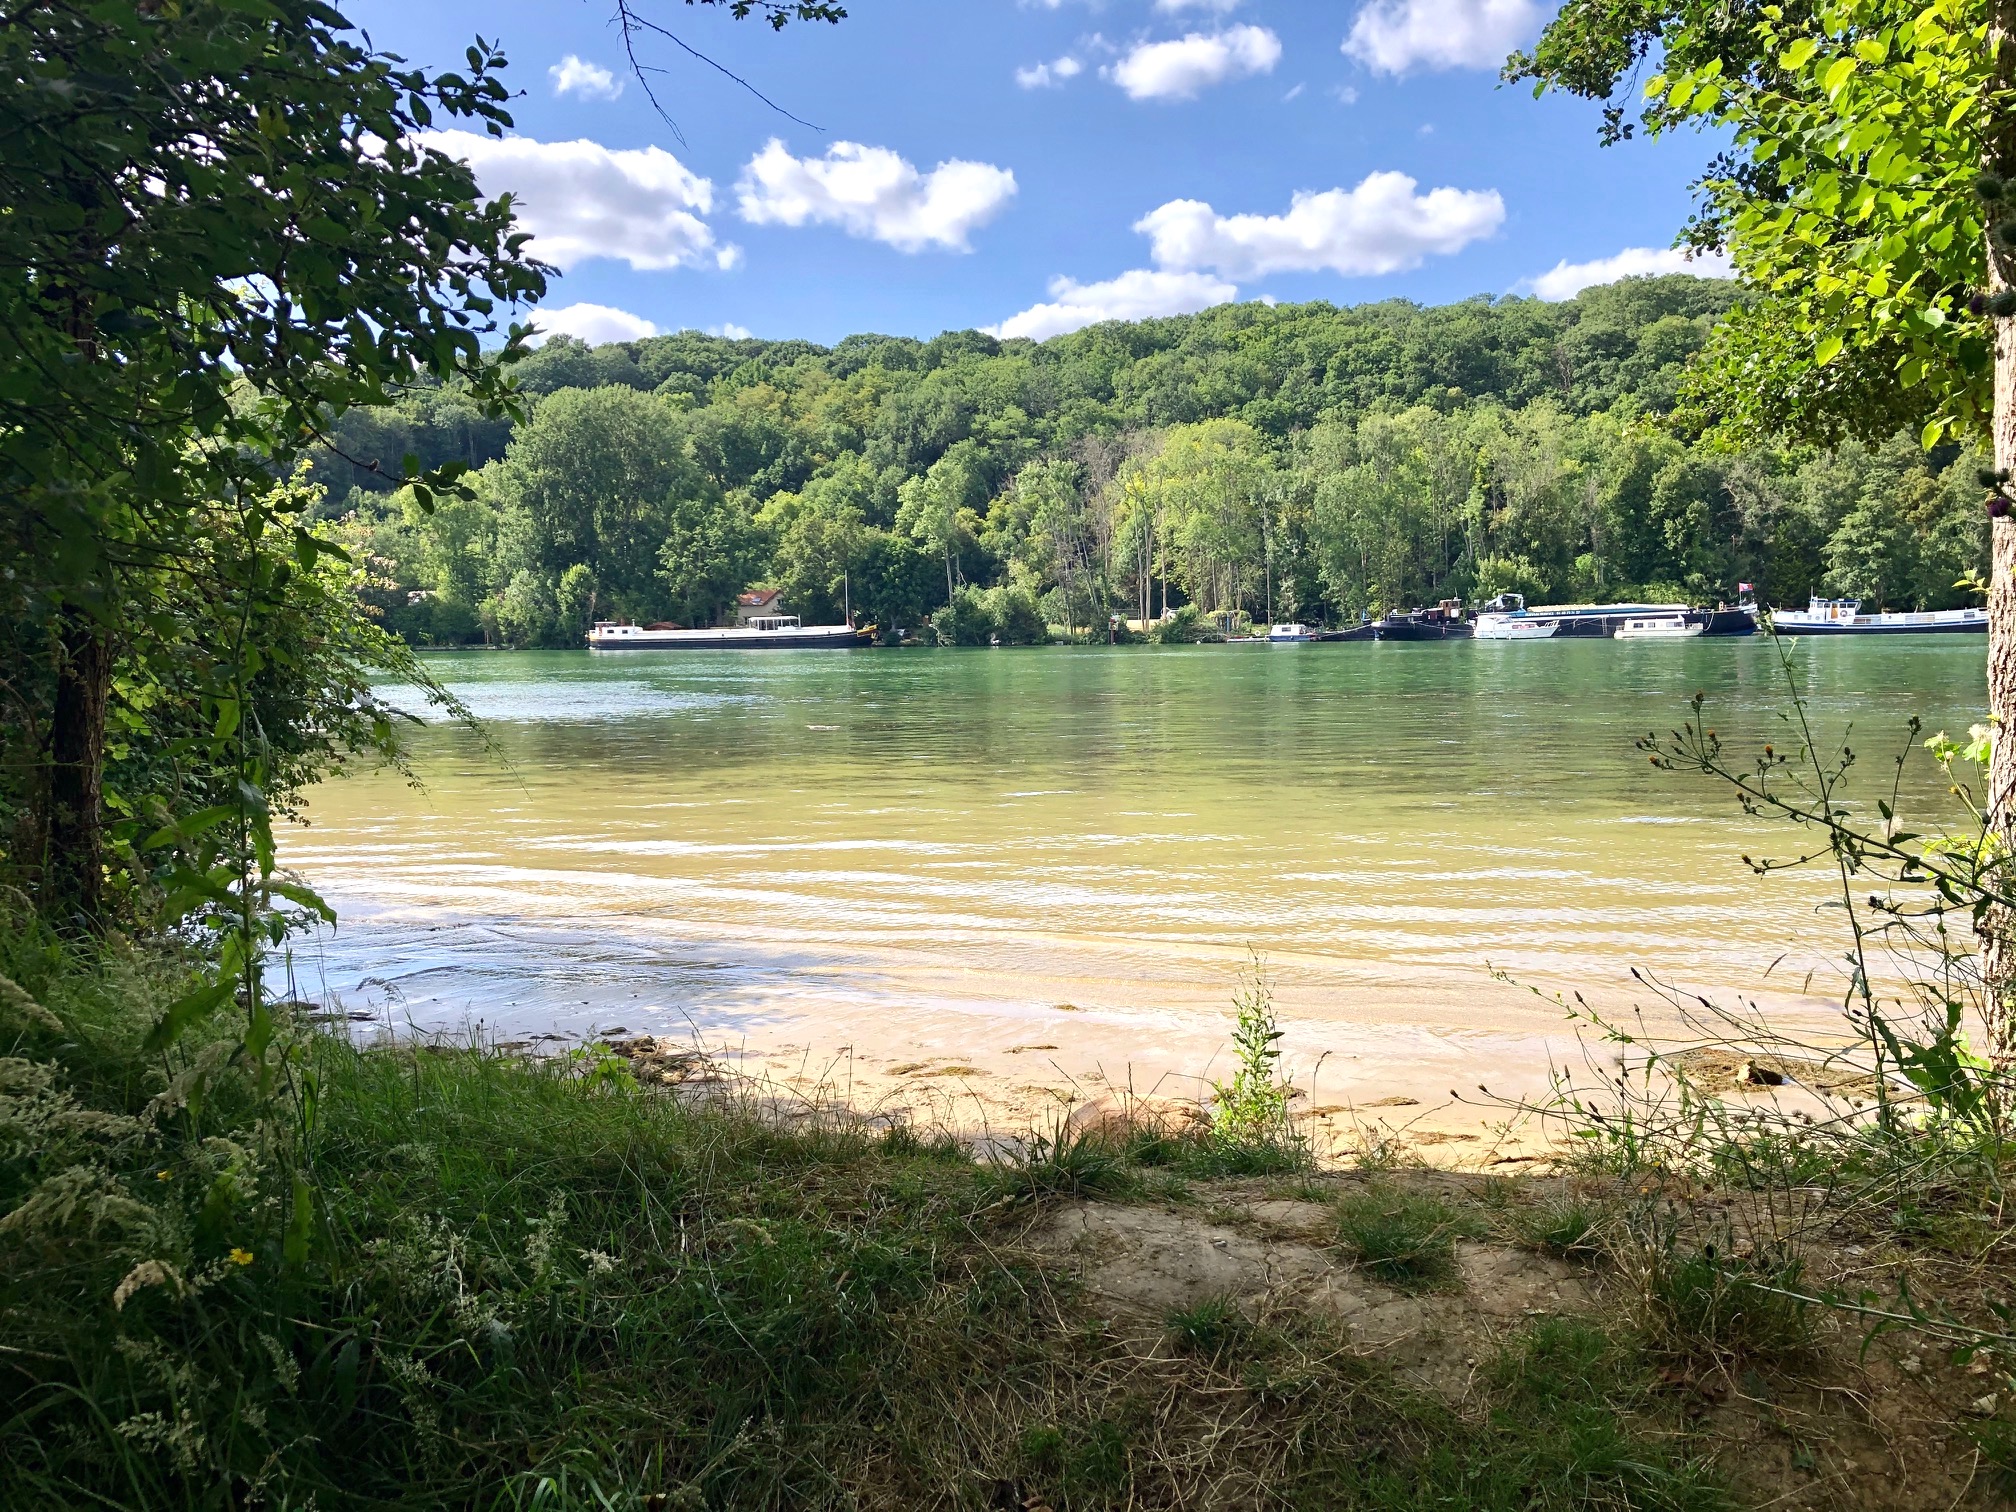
left=735, top=589, right=787, bottom=627
left=1802, top=597, right=1863, bottom=622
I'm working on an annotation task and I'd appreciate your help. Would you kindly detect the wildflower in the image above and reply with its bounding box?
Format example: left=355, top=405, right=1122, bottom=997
left=228, top=1247, right=255, bottom=1266
left=156, top=1170, right=171, bottom=1181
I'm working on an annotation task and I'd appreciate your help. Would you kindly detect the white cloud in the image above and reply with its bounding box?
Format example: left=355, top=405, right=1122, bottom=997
left=1135, top=173, right=1504, bottom=280
left=1155, top=0, right=1244, bottom=11
left=415, top=130, right=737, bottom=272
left=1529, top=246, right=1733, bottom=300
left=1016, top=53, right=1085, bottom=88
left=530, top=302, right=659, bottom=345
left=1342, top=0, right=1548, bottom=74
left=1108, top=25, right=1282, bottom=100
left=708, top=322, right=755, bottom=339
left=549, top=55, right=623, bottom=101
left=735, top=139, right=1017, bottom=253
left=987, top=269, right=1239, bottom=340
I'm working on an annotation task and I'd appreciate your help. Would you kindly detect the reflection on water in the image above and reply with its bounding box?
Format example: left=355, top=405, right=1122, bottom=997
left=289, top=639, right=1986, bottom=1057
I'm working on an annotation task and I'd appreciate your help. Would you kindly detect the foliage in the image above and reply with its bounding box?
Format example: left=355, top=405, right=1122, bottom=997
left=1151, top=605, right=1226, bottom=644
left=1512, top=0, right=1992, bottom=449
left=1, top=0, right=547, bottom=930
left=1, top=0, right=544, bottom=537
left=322, top=282, right=1998, bottom=650
left=1209, top=955, right=1297, bottom=1153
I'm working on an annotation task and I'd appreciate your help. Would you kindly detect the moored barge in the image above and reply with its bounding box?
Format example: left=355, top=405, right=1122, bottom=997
left=1473, top=593, right=1756, bottom=639
left=1767, top=597, right=1987, bottom=636
left=1372, top=600, right=1472, bottom=641
left=588, top=616, right=875, bottom=650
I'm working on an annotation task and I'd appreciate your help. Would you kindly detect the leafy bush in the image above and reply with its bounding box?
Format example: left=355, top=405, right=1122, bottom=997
left=931, top=584, right=993, bottom=645
left=1150, top=605, right=1223, bottom=644
left=989, top=584, right=1051, bottom=645
left=934, top=584, right=1052, bottom=646
left=1208, top=957, right=1304, bottom=1169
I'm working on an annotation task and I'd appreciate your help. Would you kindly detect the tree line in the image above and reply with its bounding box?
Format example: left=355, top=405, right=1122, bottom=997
left=319, top=277, right=1988, bottom=647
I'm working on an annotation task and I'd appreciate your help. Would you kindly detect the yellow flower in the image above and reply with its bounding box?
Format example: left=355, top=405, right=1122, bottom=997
left=156, top=1170, right=171, bottom=1181
left=227, top=1248, right=255, bottom=1267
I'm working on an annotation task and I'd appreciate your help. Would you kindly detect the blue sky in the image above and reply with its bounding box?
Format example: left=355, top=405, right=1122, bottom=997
left=342, top=0, right=1726, bottom=346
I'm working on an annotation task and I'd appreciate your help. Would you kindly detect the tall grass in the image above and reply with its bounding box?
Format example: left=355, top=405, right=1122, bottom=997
left=0, top=914, right=1016, bottom=1508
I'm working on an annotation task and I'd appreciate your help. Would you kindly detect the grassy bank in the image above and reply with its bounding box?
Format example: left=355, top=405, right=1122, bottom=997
left=0, top=920, right=1753, bottom=1512
left=7, top=915, right=2016, bottom=1510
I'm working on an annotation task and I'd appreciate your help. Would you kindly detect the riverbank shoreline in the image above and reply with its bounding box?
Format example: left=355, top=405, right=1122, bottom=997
left=11, top=916, right=2009, bottom=1512
left=309, top=929, right=1864, bottom=1169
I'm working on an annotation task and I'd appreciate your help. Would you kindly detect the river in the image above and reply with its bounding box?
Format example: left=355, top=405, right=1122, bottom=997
left=286, top=637, right=1987, bottom=1145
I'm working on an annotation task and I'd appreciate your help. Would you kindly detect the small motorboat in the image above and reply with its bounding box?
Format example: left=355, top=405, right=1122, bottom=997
left=1267, top=622, right=1313, bottom=643
left=1473, top=614, right=1558, bottom=641
left=1615, top=614, right=1705, bottom=640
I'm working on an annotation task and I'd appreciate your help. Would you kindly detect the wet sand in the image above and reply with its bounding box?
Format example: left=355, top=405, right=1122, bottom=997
left=301, top=898, right=1857, bottom=1163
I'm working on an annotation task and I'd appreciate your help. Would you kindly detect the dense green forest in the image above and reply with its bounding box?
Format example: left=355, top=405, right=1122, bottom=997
left=315, top=276, right=1989, bottom=646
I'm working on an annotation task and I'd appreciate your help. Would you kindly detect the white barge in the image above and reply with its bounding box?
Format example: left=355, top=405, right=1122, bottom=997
left=1767, top=597, right=1987, bottom=636
left=588, top=616, right=874, bottom=650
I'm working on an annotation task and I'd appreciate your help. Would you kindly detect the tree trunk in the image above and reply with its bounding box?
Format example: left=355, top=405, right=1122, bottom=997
left=43, top=611, right=111, bottom=926
left=1984, top=0, right=2016, bottom=1057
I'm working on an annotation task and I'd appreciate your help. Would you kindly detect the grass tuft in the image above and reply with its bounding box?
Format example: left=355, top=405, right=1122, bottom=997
left=1164, top=1294, right=1247, bottom=1354
left=1513, top=1195, right=1606, bottom=1260
left=1333, top=1184, right=1477, bottom=1288
left=989, top=1124, right=1138, bottom=1202
left=1625, top=1229, right=1813, bottom=1366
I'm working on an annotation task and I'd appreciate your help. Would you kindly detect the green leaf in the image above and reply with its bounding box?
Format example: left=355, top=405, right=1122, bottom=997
left=143, top=977, right=237, bottom=1055
left=284, top=1174, right=314, bottom=1269
left=141, top=805, right=238, bottom=851
left=268, top=879, right=338, bottom=924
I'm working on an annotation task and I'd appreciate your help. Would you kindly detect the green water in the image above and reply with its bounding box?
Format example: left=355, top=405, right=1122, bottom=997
left=289, top=638, right=1987, bottom=1068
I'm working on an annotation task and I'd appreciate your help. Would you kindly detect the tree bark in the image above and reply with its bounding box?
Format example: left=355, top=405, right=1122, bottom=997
left=43, top=611, right=111, bottom=927
left=1984, top=0, right=2016, bottom=1057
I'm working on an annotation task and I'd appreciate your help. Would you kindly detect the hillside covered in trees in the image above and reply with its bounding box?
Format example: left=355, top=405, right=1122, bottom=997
left=315, top=276, right=1989, bottom=646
